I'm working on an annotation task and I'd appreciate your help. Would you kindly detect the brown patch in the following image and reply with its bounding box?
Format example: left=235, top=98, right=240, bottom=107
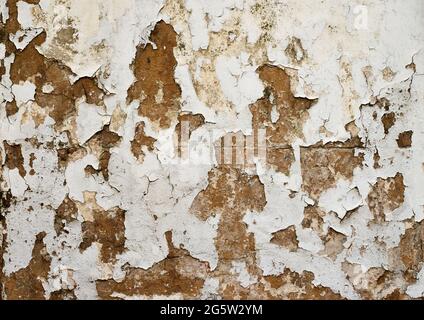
left=4, top=232, right=51, bottom=300
left=79, top=207, right=126, bottom=263
left=49, top=289, right=77, bottom=300
left=367, top=173, right=405, bottom=223
left=344, top=121, right=364, bottom=148
left=55, top=26, right=77, bottom=45
left=271, top=226, right=299, bottom=252
left=322, top=228, right=346, bottom=260
left=0, top=59, right=5, bottom=80
left=176, top=113, right=205, bottom=137
left=189, top=166, right=267, bottom=298
left=250, top=65, right=314, bottom=147
left=375, top=97, right=391, bottom=111
left=0, top=190, right=13, bottom=210
left=29, top=153, right=36, bottom=168
left=397, top=131, right=413, bottom=148
left=84, top=164, right=98, bottom=176
left=381, top=112, right=396, bottom=134
left=373, top=151, right=381, bottom=169
left=264, top=269, right=344, bottom=300
left=300, top=147, right=364, bottom=199
left=3, top=142, right=26, bottom=177
left=5, top=100, right=18, bottom=117
left=267, top=148, right=295, bottom=175
left=220, top=281, right=273, bottom=300
left=55, top=196, right=78, bottom=235
left=0, top=188, right=8, bottom=297
left=9, top=31, right=106, bottom=128
left=73, top=77, right=105, bottom=106
left=190, top=166, right=266, bottom=222
left=285, top=37, right=307, bottom=64
left=3, top=1, right=25, bottom=55
left=382, top=66, right=396, bottom=81
left=399, top=220, right=424, bottom=275
left=302, top=205, right=325, bottom=235
left=343, top=262, right=408, bottom=299
left=57, top=145, right=82, bottom=169
left=383, top=288, right=409, bottom=300
left=98, top=151, right=112, bottom=181
left=214, top=169, right=265, bottom=263
left=10, top=33, right=46, bottom=84
left=86, top=126, right=121, bottom=180
left=406, top=62, right=416, bottom=73
left=130, top=122, right=156, bottom=160
left=127, top=21, right=181, bottom=128
left=96, top=231, right=209, bottom=299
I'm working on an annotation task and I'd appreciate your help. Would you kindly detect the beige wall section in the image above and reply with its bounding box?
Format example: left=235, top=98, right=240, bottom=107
left=1, top=0, right=424, bottom=300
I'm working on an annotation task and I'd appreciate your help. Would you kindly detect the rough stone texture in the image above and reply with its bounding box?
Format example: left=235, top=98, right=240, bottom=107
left=1, top=0, right=424, bottom=300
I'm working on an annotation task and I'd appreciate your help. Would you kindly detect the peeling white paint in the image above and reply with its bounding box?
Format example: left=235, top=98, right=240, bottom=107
left=1, top=0, right=424, bottom=300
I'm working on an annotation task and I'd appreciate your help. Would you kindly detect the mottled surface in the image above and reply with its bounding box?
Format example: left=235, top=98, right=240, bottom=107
left=1, top=0, right=424, bottom=300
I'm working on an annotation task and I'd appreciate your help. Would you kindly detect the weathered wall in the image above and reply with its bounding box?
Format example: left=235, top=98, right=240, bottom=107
left=1, top=0, right=424, bottom=300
